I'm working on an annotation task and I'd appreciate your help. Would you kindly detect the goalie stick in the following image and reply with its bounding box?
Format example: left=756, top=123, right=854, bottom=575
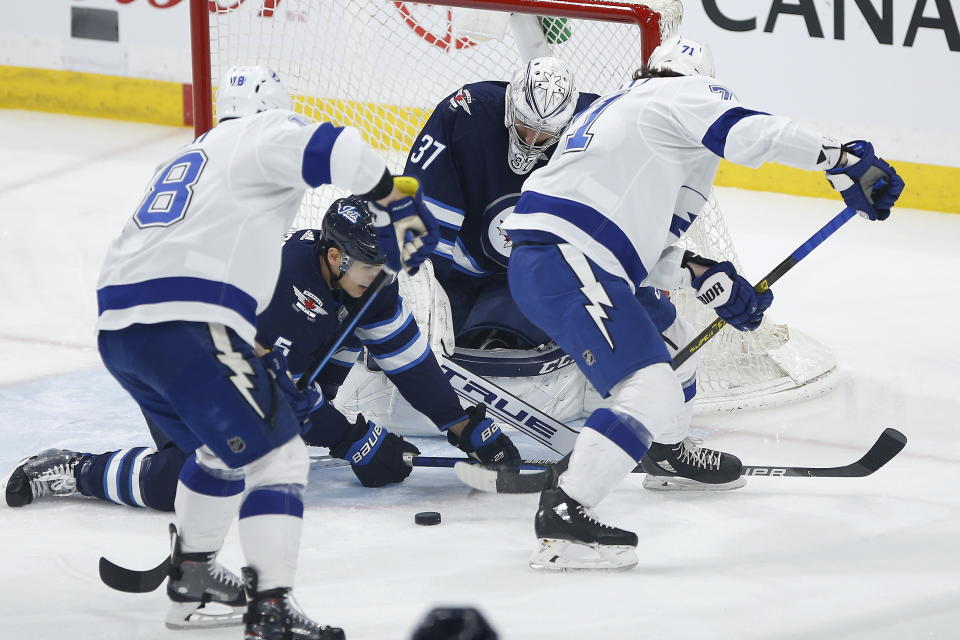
left=308, top=452, right=556, bottom=472
left=451, top=428, right=908, bottom=493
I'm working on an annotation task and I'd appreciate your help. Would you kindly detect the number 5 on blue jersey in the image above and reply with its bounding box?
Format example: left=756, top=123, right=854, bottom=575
left=133, top=150, right=208, bottom=228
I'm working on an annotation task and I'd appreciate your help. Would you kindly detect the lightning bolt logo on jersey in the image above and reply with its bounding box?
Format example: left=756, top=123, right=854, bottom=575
left=209, top=323, right=265, bottom=419
left=558, top=244, right=615, bottom=350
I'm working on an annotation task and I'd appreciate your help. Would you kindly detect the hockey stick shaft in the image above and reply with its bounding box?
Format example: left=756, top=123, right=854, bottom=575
left=449, top=428, right=907, bottom=493
left=672, top=206, right=857, bottom=370
left=297, top=268, right=393, bottom=391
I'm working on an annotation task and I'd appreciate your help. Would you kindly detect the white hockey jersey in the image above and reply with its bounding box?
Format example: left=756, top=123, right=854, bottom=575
left=502, top=75, right=839, bottom=291
left=96, top=110, right=386, bottom=345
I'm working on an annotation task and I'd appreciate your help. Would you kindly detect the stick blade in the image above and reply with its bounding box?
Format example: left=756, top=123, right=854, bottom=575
left=99, top=555, right=170, bottom=593
left=454, top=462, right=550, bottom=494
left=857, top=427, right=907, bottom=474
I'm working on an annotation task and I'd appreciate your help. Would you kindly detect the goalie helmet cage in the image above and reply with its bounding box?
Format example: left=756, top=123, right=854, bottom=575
left=189, top=0, right=837, bottom=412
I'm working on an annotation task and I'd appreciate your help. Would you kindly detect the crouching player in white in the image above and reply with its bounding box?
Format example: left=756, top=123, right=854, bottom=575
left=95, top=66, right=439, bottom=637
left=502, top=39, right=905, bottom=570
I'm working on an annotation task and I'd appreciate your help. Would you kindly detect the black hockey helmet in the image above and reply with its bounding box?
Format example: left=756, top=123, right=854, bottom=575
left=318, top=197, right=385, bottom=267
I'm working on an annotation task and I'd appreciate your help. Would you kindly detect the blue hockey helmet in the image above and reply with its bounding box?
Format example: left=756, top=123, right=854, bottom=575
left=318, top=197, right=385, bottom=270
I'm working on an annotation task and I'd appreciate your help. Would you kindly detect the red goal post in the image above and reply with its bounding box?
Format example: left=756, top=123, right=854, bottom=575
left=189, top=0, right=682, bottom=137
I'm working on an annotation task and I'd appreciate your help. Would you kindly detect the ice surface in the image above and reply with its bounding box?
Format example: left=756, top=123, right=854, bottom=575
left=1, top=111, right=958, bottom=640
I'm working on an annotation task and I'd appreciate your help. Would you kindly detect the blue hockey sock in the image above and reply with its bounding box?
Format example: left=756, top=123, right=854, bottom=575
left=76, top=446, right=188, bottom=511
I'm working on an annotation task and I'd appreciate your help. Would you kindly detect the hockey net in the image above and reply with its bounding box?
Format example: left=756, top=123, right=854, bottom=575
left=192, top=0, right=837, bottom=412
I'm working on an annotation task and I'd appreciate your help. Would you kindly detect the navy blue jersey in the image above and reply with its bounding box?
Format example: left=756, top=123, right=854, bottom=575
left=403, top=81, right=598, bottom=281
left=255, top=230, right=466, bottom=433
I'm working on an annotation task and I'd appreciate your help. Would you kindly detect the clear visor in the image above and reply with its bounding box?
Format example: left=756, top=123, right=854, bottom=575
left=339, top=255, right=384, bottom=288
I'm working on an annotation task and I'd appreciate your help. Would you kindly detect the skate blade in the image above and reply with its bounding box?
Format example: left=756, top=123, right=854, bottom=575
left=529, top=538, right=638, bottom=572
left=164, top=601, right=245, bottom=630
left=642, top=474, right=747, bottom=492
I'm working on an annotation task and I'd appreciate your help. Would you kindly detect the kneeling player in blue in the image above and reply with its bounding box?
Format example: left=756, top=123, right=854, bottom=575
left=4, top=198, right=519, bottom=514
left=502, top=38, right=904, bottom=571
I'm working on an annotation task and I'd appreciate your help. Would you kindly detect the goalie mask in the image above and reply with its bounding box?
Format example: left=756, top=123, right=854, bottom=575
left=504, top=57, right=579, bottom=175
left=318, top=197, right=385, bottom=288
left=646, top=37, right=717, bottom=78
left=216, top=65, right=293, bottom=122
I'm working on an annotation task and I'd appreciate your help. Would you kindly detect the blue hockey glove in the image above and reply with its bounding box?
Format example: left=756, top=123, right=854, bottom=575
left=688, top=257, right=773, bottom=332
left=330, top=414, right=420, bottom=487
left=446, top=404, right=520, bottom=465
left=825, top=140, right=905, bottom=221
left=368, top=176, right=440, bottom=276
left=260, top=351, right=323, bottom=428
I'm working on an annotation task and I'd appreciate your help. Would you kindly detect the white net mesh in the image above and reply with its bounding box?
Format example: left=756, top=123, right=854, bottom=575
left=202, top=0, right=837, bottom=411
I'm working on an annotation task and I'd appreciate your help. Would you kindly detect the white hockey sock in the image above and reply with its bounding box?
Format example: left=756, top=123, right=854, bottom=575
left=239, top=485, right=305, bottom=590
left=174, top=452, right=245, bottom=553
left=559, top=408, right=652, bottom=508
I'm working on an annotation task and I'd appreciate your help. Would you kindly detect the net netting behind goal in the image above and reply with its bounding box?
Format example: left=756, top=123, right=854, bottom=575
left=193, top=0, right=837, bottom=412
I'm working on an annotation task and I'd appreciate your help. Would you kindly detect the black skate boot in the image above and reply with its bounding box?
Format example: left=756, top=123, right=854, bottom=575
left=3, top=449, right=88, bottom=507
left=242, top=567, right=345, bottom=640
left=166, top=524, right=246, bottom=630
left=641, top=437, right=746, bottom=491
left=530, top=487, right=638, bottom=571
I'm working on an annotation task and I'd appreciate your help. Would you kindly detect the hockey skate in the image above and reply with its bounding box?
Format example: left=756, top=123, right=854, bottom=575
left=2, top=448, right=87, bottom=507
left=641, top=437, right=746, bottom=491
left=166, top=524, right=246, bottom=630
left=242, top=567, right=345, bottom=640
left=530, top=487, right=638, bottom=571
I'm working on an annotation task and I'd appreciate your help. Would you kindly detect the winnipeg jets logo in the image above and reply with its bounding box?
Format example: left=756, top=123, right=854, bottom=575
left=558, top=245, right=616, bottom=351
left=336, top=202, right=361, bottom=223
left=481, top=195, right=519, bottom=267
left=293, top=285, right=327, bottom=320
left=208, top=324, right=264, bottom=419
left=448, top=87, right=473, bottom=114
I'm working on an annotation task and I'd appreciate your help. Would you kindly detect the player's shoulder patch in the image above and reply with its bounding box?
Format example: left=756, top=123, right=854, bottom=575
left=447, top=86, right=474, bottom=114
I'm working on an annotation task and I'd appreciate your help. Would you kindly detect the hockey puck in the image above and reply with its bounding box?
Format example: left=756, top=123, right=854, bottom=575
left=415, top=511, right=441, bottom=526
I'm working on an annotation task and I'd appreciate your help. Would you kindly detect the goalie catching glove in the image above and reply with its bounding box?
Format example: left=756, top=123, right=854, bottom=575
left=682, top=252, right=773, bottom=332
left=825, top=140, right=905, bottom=221
left=368, top=176, right=440, bottom=276
left=330, top=414, right=420, bottom=487
left=446, top=404, right=520, bottom=465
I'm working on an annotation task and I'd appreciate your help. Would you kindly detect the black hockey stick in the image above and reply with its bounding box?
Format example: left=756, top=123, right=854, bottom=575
left=452, top=428, right=907, bottom=494
left=296, top=268, right=393, bottom=391
left=99, top=554, right=170, bottom=593
left=672, top=206, right=857, bottom=370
